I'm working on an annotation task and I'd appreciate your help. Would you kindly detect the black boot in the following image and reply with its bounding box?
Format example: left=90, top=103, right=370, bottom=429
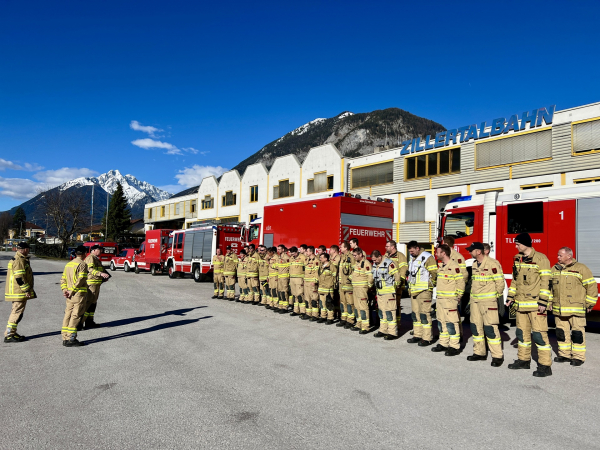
left=491, top=358, right=504, bottom=367
left=384, top=334, right=398, bottom=341
left=336, top=321, right=346, bottom=328
left=325, top=319, right=334, bottom=325
left=265, top=305, right=272, bottom=310
left=418, top=340, right=433, bottom=347
left=532, top=364, right=552, bottom=377
left=84, top=320, right=100, bottom=329
left=467, top=354, right=488, bottom=361
left=344, top=322, right=354, bottom=329
left=211, top=295, right=218, bottom=299
left=507, top=359, right=530, bottom=370
left=63, top=339, right=86, bottom=347
left=309, top=317, right=319, bottom=322
left=316, top=318, right=326, bottom=323
left=445, top=347, right=460, bottom=357
left=290, top=312, right=299, bottom=317
left=407, top=337, right=422, bottom=344
left=570, top=359, right=584, bottom=367
left=76, top=322, right=83, bottom=331
left=554, top=356, right=571, bottom=363
left=431, top=344, right=447, bottom=353
left=373, top=332, right=386, bottom=338
left=300, top=314, right=310, bottom=320
left=359, top=329, right=369, bottom=335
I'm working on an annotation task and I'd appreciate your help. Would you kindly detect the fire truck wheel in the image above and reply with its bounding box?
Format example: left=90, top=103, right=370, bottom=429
left=124, top=262, right=131, bottom=273
left=135, top=264, right=140, bottom=274
left=193, top=266, right=202, bottom=283
left=110, top=261, right=116, bottom=272
left=150, top=264, right=157, bottom=276
left=168, top=264, right=177, bottom=279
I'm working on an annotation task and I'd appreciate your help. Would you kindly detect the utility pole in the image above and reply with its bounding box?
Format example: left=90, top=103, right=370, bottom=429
left=91, top=184, right=94, bottom=239
left=105, top=192, right=109, bottom=241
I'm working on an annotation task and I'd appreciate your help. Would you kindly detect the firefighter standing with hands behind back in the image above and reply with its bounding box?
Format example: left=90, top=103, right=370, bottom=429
left=212, top=248, right=225, bottom=299
left=371, top=250, right=399, bottom=340
left=223, top=246, right=238, bottom=301
left=350, top=248, right=373, bottom=333
left=506, top=233, right=553, bottom=377
left=551, top=247, right=597, bottom=367
left=60, top=245, right=89, bottom=347
left=4, top=242, right=36, bottom=343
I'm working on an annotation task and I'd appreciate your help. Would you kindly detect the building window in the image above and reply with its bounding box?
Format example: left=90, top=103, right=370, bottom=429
left=573, top=119, right=600, bottom=153
left=438, top=193, right=461, bottom=212
left=161, top=206, right=165, bottom=217
left=201, top=196, right=214, bottom=210
left=148, top=208, right=153, bottom=219
left=176, top=233, right=183, bottom=249
left=273, top=180, right=294, bottom=199
left=190, top=200, right=197, bottom=213
left=476, top=129, right=551, bottom=169
left=476, top=188, right=504, bottom=194
left=405, top=197, right=425, bottom=222
left=249, top=213, right=258, bottom=222
left=521, top=183, right=554, bottom=190
left=220, top=216, right=239, bottom=224
left=351, top=161, right=393, bottom=189
left=574, top=177, right=600, bottom=184
left=507, top=202, right=544, bottom=234
left=222, top=191, right=237, bottom=207
left=249, top=185, right=259, bottom=202
left=307, top=173, right=335, bottom=194
left=406, top=148, right=460, bottom=181
left=175, top=203, right=180, bottom=215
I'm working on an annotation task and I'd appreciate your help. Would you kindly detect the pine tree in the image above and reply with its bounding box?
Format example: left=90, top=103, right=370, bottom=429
left=12, top=207, right=26, bottom=238
left=106, top=182, right=131, bottom=241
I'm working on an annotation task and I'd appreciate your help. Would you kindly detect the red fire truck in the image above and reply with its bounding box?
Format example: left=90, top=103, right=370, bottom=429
left=243, top=194, right=394, bottom=255
left=438, top=183, right=600, bottom=310
left=132, top=229, right=174, bottom=275
left=72, top=241, right=119, bottom=265
left=165, top=223, right=244, bottom=282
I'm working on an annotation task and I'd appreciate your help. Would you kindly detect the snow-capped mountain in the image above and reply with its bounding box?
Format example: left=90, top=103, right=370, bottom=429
left=8, top=170, right=171, bottom=223
left=60, top=169, right=171, bottom=206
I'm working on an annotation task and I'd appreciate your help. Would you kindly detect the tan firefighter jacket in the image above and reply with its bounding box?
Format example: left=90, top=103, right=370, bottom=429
left=407, top=250, right=438, bottom=294
left=223, top=253, right=238, bottom=277
left=60, top=257, right=89, bottom=296
left=257, top=253, right=269, bottom=282
left=304, top=255, right=319, bottom=290
left=450, top=249, right=468, bottom=280
left=507, top=248, right=552, bottom=310
left=268, top=256, right=279, bottom=283
left=339, top=252, right=355, bottom=291
left=350, top=259, right=373, bottom=290
left=317, top=262, right=336, bottom=295
left=85, top=254, right=107, bottom=285
left=436, top=260, right=466, bottom=300
left=330, top=253, right=341, bottom=288
left=551, top=260, right=598, bottom=317
left=386, top=251, right=408, bottom=287
left=470, top=256, right=505, bottom=303
left=212, top=254, right=225, bottom=274
left=289, top=254, right=305, bottom=279
left=245, top=251, right=259, bottom=279
left=5, top=252, right=36, bottom=301
left=277, top=253, right=290, bottom=279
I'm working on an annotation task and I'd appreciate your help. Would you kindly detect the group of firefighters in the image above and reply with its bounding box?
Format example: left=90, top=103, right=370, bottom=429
left=211, top=233, right=598, bottom=377
left=4, top=243, right=109, bottom=347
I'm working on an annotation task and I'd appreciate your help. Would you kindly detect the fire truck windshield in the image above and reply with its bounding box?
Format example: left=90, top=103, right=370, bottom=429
left=443, top=212, right=475, bottom=238
left=249, top=225, right=259, bottom=241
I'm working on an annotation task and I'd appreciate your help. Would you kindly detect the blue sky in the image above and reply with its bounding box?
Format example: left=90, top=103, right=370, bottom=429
left=1, top=0, right=599, bottom=211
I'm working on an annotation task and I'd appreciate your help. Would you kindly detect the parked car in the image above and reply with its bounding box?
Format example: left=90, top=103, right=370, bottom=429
left=110, top=248, right=136, bottom=272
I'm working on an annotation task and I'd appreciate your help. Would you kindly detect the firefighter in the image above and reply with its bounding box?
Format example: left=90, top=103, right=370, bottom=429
left=60, top=245, right=88, bottom=347
left=384, top=240, right=408, bottom=333
left=552, top=247, right=598, bottom=366
left=223, top=246, right=238, bottom=301
left=350, top=247, right=373, bottom=333
left=372, top=250, right=399, bottom=340
left=236, top=250, right=248, bottom=302
left=506, top=233, right=553, bottom=377
left=267, top=247, right=279, bottom=311
left=304, top=246, right=320, bottom=320
left=338, top=241, right=356, bottom=328
left=467, top=242, right=505, bottom=367
left=289, top=246, right=305, bottom=316
left=317, top=252, right=336, bottom=324
left=329, top=244, right=341, bottom=320
left=349, top=238, right=367, bottom=259
left=432, top=244, right=465, bottom=356
left=81, top=244, right=110, bottom=330
left=276, top=245, right=291, bottom=313
left=442, top=236, right=468, bottom=279
left=4, top=242, right=36, bottom=343
left=257, top=245, right=270, bottom=307
left=212, top=248, right=225, bottom=299
left=406, top=241, right=438, bottom=346
left=245, top=244, right=260, bottom=304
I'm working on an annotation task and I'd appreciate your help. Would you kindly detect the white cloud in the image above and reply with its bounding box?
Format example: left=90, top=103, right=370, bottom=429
left=182, top=147, right=199, bottom=155
left=33, top=167, right=98, bottom=185
left=0, top=176, right=44, bottom=199
left=131, top=138, right=183, bottom=155
left=130, top=120, right=163, bottom=138
left=175, top=165, right=228, bottom=188
left=0, top=158, right=44, bottom=171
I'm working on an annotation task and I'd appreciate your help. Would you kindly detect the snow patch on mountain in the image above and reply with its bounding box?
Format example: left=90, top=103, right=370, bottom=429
left=59, top=169, right=171, bottom=206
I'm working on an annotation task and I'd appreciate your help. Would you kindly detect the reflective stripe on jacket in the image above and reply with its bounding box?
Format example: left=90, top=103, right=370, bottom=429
left=61, top=258, right=89, bottom=294
left=372, top=258, right=397, bottom=295
left=507, top=248, right=552, bottom=310
left=5, top=252, right=36, bottom=301
left=551, top=260, right=598, bottom=316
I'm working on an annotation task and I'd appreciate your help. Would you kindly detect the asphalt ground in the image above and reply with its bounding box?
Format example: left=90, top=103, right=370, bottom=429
left=1, top=253, right=599, bottom=450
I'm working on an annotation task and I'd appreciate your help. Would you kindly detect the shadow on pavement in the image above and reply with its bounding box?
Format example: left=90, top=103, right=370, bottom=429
left=84, top=316, right=213, bottom=344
